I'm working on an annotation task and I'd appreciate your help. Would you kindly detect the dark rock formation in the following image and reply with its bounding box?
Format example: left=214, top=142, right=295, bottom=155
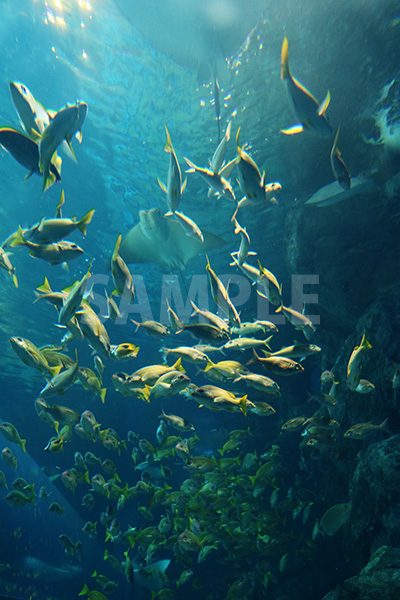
left=322, top=545, right=400, bottom=600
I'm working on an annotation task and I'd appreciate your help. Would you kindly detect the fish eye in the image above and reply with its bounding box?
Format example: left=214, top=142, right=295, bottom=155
left=20, top=84, right=27, bottom=94
left=122, top=344, right=129, bottom=348
left=70, top=244, right=78, bottom=249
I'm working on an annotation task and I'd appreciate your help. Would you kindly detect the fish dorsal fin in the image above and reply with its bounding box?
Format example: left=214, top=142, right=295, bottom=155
left=318, top=91, right=331, bottom=116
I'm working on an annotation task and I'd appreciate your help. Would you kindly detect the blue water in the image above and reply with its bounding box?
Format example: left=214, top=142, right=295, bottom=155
left=0, top=1, right=399, bottom=599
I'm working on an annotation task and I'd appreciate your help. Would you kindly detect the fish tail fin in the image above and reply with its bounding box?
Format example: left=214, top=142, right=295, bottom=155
left=10, top=226, right=27, bottom=247
left=164, top=125, right=173, bottom=153
left=42, top=169, right=56, bottom=192
left=203, top=360, right=215, bottom=373
left=238, top=395, right=248, bottom=416
left=79, top=583, right=90, bottom=596
left=141, top=384, right=152, bottom=403
left=99, top=388, right=107, bottom=404
left=49, top=365, right=62, bottom=377
left=21, top=438, right=27, bottom=453
left=263, top=336, right=273, bottom=350
left=280, top=36, right=290, bottom=80
left=78, top=209, right=95, bottom=236
left=361, top=333, right=372, bottom=350
left=36, top=276, right=52, bottom=293
left=112, top=234, right=122, bottom=260
left=173, top=357, right=185, bottom=373
left=12, top=273, right=18, bottom=288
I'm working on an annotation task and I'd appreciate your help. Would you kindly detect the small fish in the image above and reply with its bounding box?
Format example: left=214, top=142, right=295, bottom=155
left=82, top=493, right=96, bottom=510
left=177, top=322, right=229, bottom=342
left=49, top=502, right=64, bottom=514
left=206, top=256, right=241, bottom=325
left=281, top=416, right=308, bottom=432
left=233, top=372, right=280, bottom=396
left=78, top=583, right=107, bottom=600
left=59, top=534, right=82, bottom=559
left=110, top=343, right=140, bottom=360
left=160, top=345, right=209, bottom=367
left=171, top=211, right=204, bottom=243
left=251, top=350, right=304, bottom=376
left=203, top=359, right=248, bottom=382
left=256, top=260, right=283, bottom=306
left=0, top=247, right=18, bottom=287
left=159, top=410, right=195, bottom=433
left=77, top=367, right=107, bottom=404
left=158, top=126, right=186, bottom=214
left=249, top=402, right=276, bottom=417
left=0, top=422, right=26, bottom=453
left=235, top=127, right=279, bottom=205
left=275, top=304, right=315, bottom=339
left=103, top=290, right=122, bottom=322
left=0, top=470, right=8, bottom=489
left=165, top=297, right=183, bottom=332
left=149, top=371, right=190, bottom=401
left=76, top=303, right=111, bottom=360
left=39, top=102, right=87, bottom=190
left=9, top=336, right=61, bottom=377
left=131, top=319, right=169, bottom=336
left=266, top=343, right=321, bottom=360
left=344, top=418, right=388, bottom=440
left=210, top=121, right=231, bottom=174
left=190, top=300, right=230, bottom=333
left=58, top=263, right=92, bottom=325
left=9, top=81, right=50, bottom=137
left=230, top=217, right=256, bottom=266
left=17, top=209, right=95, bottom=245
left=11, top=231, right=84, bottom=265
left=347, top=333, right=372, bottom=391
left=330, top=127, right=351, bottom=189
left=280, top=37, right=332, bottom=137
left=355, top=379, right=375, bottom=394
left=319, top=502, right=352, bottom=536
left=82, top=520, right=97, bottom=539
left=184, top=156, right=235, bottom=201
left=39, top=351, right=79, bottom=398
left=0, top=126, right=61, bottom=188
left=224, top=337, right=272, bottom=352
left=6, top=489, right=35, bottom=508
left=111, top=235, right=134, bottom=300
left=231, top=320, right=278, bottom=336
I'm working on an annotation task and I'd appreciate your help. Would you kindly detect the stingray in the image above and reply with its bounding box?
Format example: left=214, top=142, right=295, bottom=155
left=120, top=208, right=225, bottom=271
left=113, top=0, right=266, bottom=81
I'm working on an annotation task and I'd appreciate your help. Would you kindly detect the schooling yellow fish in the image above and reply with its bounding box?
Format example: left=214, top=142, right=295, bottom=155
left=280, top=37, right=332, bottom=137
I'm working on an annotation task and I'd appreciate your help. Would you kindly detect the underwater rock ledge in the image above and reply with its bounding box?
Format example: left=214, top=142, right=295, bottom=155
left=322, top=545, right=400, bottom=600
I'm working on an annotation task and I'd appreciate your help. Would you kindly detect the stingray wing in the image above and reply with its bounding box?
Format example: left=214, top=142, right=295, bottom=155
left=120, top=215, right=225, bottom=270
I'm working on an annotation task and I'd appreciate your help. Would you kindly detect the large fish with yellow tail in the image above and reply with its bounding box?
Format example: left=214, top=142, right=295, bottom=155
left=280, top=36, right=332, bottom=137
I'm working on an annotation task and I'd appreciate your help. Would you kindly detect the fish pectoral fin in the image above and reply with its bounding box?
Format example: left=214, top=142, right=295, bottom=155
left=280, top=125, right=304, bottom=136
left=318, top=90, right=331, bottom=116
